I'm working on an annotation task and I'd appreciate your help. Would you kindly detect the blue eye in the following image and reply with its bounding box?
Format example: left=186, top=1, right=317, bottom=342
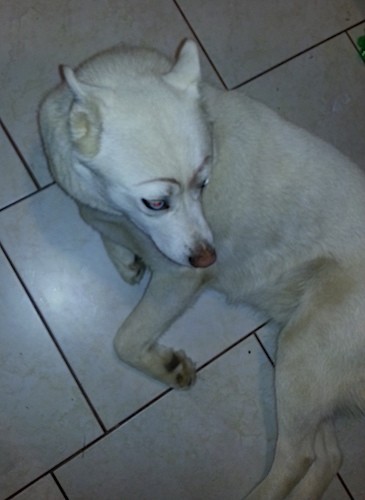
left=142, top=199, right=170, bottom=211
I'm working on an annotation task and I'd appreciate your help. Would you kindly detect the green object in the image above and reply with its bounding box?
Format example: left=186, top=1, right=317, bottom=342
left=357, top=35, right=365, bottom=62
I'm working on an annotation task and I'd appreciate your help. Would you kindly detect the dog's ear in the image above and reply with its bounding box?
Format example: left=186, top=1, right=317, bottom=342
left=62, top=66, right=102, bottom=158
left=163, top=40, right=201, bottom=97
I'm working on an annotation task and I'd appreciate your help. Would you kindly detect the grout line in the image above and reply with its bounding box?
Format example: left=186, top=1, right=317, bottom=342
left=51, top=472, right=69, bottom=500
left=337, top=472, right=355, bottom=499
left=0, top=181, right=55, bottom=213
left=345, top=29, right=365, bottom=64
left=0, top=119, right=41, bottom=190
left=345, top=30, right=358, bottom=50
left=0, top=242, right=107, bottom=434
left=172, top=0, right=228, bottom=89
left=254, top=329, right=275, bottom=367
left=4, top=470, right=68, bottom=500
left=4, top=474, right=48, bottom=500
left=232, top=20, right=365, bottom=90
left=197, top=320, right=270, bottom=372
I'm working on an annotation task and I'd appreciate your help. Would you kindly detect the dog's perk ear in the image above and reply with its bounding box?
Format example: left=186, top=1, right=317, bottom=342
left=163, top=40, right=201, bottom=97
left=62, top=66, right=101, bottom=158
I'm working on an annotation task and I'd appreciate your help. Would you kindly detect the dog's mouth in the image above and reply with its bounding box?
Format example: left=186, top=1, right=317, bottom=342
left=188, top=243, right=217, bottom=268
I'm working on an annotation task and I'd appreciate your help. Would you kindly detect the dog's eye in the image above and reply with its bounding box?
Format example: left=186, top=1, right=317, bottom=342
left=200, top=178, right=209, bottom=190
left=142, top=199, right=169, bottom=211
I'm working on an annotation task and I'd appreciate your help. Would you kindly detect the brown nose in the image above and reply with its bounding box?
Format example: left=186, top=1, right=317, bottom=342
left=189, top=243, right=216, bottom=268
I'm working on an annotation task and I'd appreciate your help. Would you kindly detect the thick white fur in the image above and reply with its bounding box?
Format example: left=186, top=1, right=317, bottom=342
left=39, top=40, right=365, bottom=498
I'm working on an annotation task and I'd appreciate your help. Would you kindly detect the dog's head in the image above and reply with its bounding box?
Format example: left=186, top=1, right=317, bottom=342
left=61, top=40, right=216, bottom=268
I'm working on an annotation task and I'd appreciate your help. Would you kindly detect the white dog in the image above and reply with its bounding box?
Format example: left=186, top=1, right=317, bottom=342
left=39, top=40, right=365, bottom=499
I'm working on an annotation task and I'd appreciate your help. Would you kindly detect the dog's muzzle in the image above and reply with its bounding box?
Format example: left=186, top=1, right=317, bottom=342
left=189, top=243, right=217, bottom=268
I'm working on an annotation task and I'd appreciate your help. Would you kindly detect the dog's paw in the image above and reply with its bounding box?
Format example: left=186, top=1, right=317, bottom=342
left=119, top=255, right=146, bottom=285
left=163, top=349, right=196, bottom=389
left=117, top=341, right=196, bottom=389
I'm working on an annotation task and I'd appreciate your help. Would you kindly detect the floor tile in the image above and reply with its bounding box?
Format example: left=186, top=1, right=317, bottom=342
left=56, top=336, right=349, bottom=499
left=55, top=336, right=276, bottom=499
left=0, top=186, right=264, bottom=429
left=12, top=475, right=64, bottom=500
left=243, top=33, right=365, bottom=168
left=178, top=0, right=364, bottom=88
left=0, top=124, right=36, bottom=210
left=0, top=0, right=219, bottom=188
left=0, top=249, right=101, bottom=498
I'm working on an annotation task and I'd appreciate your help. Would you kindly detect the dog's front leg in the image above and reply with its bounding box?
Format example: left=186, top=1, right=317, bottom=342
left=114, top=268, right=204, bottom=388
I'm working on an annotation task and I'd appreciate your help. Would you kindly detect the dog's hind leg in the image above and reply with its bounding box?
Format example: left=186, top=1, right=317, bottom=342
left=246, top=317, right=343, bottom=499
left=245, top=260, right=359, bottom=499
left=248, top=419, right=342, bottom=500
left=114, top=268, right=205, bottom=388
left=288, top=420, right=342, bottom=499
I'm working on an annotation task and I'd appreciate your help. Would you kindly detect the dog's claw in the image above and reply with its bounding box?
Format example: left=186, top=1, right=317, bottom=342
left=164, top=349, right=196, bottom=389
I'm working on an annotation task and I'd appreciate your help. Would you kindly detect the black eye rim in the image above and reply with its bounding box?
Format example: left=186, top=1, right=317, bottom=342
left=142, top=198, right=170, bottom=211
left=200, top=178, right=209, bottom=190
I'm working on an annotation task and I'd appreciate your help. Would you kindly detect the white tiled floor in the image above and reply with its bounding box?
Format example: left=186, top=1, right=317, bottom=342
left=0, top=1, right=364, bottom=499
